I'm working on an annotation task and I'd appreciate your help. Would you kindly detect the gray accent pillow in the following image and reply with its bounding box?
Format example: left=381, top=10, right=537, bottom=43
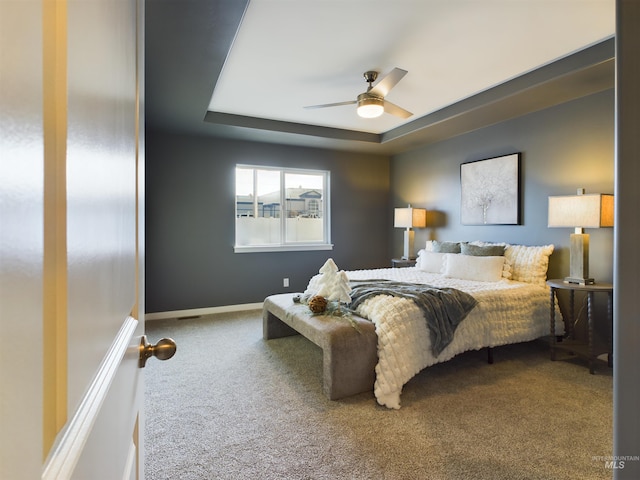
left=461, top=243, right=506, bottom=256
left=432, top=241, right=462, bottom=253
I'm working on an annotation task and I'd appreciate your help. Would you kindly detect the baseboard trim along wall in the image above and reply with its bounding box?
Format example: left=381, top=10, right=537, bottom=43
left=145, top=303, right=264, bottom=321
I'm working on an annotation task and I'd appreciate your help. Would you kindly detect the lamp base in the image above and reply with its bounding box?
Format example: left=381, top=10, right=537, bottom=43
left=566, top=232, right=594, bottom=285
left=402, top=229, right=415, bottom=260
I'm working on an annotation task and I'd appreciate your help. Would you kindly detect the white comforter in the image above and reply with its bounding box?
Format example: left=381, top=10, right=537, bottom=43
left=344, top=267, right=559, bottom=409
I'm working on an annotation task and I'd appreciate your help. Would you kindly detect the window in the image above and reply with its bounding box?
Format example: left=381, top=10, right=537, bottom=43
left=234, top=165, right=332, bottom=253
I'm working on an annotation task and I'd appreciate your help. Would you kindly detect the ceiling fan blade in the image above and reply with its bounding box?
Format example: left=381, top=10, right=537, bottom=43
left=303, top=100, right=356, bottom=110
left=383, top=100, right=413, bottom=119
left=369, top=67, right=408, bottom=97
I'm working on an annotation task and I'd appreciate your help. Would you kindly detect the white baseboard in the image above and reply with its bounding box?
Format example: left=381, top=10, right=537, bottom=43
left=145, top=302, right=264, bottom=321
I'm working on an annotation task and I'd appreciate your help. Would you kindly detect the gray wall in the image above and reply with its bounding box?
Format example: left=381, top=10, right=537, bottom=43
left=392, top=89, right=615, bottom=283
left=147, top=90, right=615, bottom=314
left=146, top=133, right=390, bottom=312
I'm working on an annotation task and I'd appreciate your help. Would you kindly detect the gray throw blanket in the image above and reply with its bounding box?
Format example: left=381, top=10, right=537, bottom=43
left=348, top=280, right=478, bottom=357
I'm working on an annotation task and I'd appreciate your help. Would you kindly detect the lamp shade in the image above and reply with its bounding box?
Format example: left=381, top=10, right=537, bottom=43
left=394, top=207, right=427, bottom=229
left=548, top=193, right=614, bottom=228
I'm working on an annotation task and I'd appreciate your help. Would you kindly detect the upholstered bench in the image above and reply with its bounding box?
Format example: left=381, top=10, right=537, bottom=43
left=262, top=293, right=378, bottom=400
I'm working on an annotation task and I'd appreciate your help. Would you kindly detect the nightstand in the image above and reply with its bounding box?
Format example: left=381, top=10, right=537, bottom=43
left=391, top=258, right=416, bottom=268
left=547, top=279, right=613, bottom=374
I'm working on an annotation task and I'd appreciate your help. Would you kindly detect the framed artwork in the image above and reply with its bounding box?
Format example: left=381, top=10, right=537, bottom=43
left=460, top=153, right=521, bottom=225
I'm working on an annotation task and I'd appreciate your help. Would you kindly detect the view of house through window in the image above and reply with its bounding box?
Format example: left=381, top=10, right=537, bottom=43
left=235, top=165, right=331, bottom=252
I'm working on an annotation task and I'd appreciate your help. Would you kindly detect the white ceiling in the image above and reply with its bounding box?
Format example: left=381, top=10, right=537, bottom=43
left=208, top=0, right=615, bottom=136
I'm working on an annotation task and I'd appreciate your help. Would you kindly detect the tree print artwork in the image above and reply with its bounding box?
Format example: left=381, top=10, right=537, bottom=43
left=460, top=153, right=520, bottom=225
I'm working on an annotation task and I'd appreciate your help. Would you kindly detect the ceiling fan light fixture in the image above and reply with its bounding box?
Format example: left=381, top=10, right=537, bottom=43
left=357, top=93, right=384, bottom=118
left=304, top=68, right=410, bottom=118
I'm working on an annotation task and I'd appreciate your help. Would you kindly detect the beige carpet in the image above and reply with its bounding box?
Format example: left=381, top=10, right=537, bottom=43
left=144, top=310, right=613, bottom=480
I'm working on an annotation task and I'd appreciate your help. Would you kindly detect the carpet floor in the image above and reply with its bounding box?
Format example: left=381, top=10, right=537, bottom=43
left=144, top=309, right=613, bottom=480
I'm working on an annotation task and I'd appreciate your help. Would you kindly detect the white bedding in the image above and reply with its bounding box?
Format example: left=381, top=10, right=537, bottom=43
left=342, top=267, right=561, bottom=409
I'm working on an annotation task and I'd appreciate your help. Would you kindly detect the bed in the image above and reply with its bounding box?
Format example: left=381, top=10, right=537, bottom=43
left=264, top=241, right=562, bottom=409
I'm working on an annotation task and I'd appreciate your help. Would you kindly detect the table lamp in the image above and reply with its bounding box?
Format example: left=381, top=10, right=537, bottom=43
left=394, top=205, right=427, bottom=260
left=548, top=188, right=614, bottom=284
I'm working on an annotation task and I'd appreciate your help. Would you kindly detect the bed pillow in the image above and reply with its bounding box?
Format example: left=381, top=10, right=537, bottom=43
left=501, top=260, right=513, bottom=280
left=431, top=240, right=463, bottom=253
left=416, top=250, right=447, bottom=273
left=461, top=243, right=505, bottom=257
left=442, top=254, right=505, bottom=282
left=504, top=244, right=554, bottom=287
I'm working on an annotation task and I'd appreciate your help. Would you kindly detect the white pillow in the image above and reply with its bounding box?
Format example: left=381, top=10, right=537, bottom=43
left=469, top=241, right=553, bottom=285
left=443, top=254, right=505, bottom=282
left=501, top=260, right=512, bottom=280
left=505, top=244, right=554, bottom=287
left=417, top=250, right=447, bottom=273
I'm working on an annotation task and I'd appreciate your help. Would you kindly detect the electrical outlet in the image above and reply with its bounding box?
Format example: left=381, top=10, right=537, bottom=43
left=283, top=278, right=289, bottom=287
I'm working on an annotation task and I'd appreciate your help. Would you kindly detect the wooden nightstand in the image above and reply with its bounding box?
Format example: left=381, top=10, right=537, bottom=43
left=391, top=258, right=416, bottom=268
left=547, top=279, right=613, bottom=374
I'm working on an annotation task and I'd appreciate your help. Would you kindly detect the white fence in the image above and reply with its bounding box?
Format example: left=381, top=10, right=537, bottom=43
left=235, top=217, right=323, bottom=245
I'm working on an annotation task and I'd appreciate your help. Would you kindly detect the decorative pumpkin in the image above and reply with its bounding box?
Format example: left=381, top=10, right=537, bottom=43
left=308, top=295, right=328, bottom=314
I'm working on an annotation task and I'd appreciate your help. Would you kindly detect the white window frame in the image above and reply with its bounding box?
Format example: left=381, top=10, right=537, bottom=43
left=234, top=165, right=333, bottom=253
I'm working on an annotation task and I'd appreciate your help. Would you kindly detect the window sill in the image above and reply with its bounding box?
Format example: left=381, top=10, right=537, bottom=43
left=234, top=244, right=334, bottom=254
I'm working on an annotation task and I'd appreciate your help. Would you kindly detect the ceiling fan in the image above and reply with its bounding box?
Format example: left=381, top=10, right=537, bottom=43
left=304, top=68, right=413, bottom=119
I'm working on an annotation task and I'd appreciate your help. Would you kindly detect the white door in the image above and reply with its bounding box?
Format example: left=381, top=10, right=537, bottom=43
left=1, top=0, right=155, bottom=478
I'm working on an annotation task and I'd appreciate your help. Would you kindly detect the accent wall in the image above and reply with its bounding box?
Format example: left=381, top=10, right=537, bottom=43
left=391, top=89, right=615, bottom=283
left=146, top=89, right=614, bottom=314
left=145, top=134, right=391, bottom=313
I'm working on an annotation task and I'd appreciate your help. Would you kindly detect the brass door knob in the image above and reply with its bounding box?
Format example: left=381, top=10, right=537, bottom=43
left=139, top=335, right=176, bottom=368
